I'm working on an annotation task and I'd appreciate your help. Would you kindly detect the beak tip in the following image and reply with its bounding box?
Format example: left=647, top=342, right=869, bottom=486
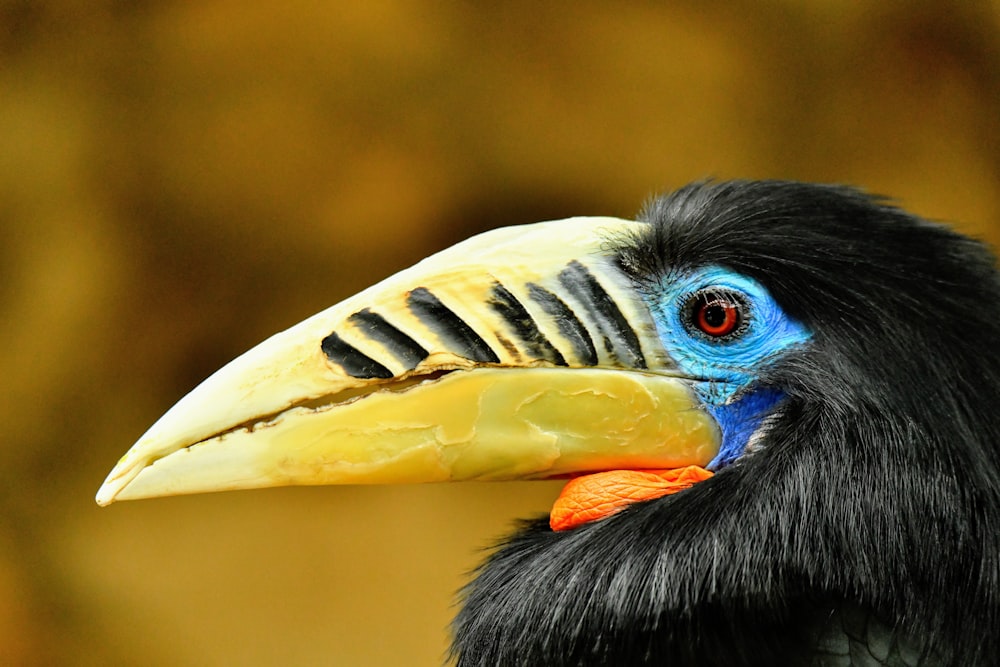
left=95, top=458, right=136, bottom=506
left=95, top=486, right=116, bottom=507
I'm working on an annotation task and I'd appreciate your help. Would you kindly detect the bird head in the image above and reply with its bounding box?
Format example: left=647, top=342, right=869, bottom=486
left=97, top=181, right=1000, bottom=665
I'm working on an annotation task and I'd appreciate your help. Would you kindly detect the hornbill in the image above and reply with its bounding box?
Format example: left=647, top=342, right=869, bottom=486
left=98, top=180, right=1000, bottom=666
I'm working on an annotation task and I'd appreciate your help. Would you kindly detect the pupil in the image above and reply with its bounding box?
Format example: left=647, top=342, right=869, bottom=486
left=703, top=303, right=728, bottom=328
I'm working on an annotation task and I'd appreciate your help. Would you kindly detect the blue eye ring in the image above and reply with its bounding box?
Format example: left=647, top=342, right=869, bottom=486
left=682, top=288, right=752, bottom=342
left=643, top=266, right=810, bottom=404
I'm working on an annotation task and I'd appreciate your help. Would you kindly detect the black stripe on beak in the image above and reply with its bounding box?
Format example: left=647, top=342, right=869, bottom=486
left=488, top=283, right=568, bottom=366
left=558, top=261, right=646, bottom=369
left=406, top=287, right=501, bottom=364
left=348, top=309, right=429, bottom=371
left=321, top=332, right=395, bottom=379
left=526, top=283, right=598, bottom=366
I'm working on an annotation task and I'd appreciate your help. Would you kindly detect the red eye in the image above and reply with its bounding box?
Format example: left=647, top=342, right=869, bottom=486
left=693, top=294, right=742, bottom=337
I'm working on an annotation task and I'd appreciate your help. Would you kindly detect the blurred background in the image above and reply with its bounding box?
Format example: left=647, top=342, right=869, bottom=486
left=2, top=1, right=998, bottom=664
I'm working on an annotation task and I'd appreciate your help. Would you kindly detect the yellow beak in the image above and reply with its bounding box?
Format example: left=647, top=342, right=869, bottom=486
left=96, top=217, right=720, bottom=506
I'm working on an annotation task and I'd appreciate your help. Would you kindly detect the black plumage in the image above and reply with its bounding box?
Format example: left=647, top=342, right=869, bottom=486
left=452, top=181, right=1000, bottom=666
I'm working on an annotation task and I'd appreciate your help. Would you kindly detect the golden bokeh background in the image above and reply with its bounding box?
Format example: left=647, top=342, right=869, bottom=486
left=2, top=2, right=999, bottom=665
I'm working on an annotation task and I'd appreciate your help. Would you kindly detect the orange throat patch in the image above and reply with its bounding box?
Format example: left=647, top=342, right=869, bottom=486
left=549, top=465, right=714, bottom=531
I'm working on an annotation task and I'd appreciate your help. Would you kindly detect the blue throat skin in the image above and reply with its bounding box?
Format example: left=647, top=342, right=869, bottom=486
left=643, top=266, right=810, bottom=469
left=705, top=387, right=786, bottom=470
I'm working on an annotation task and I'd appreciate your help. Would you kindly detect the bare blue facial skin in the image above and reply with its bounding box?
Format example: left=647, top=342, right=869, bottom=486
left=646, top=266, right=811, bottom=469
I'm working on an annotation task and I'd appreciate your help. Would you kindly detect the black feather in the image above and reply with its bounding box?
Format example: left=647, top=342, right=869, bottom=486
left=451, top=181, right=1000, bottom=666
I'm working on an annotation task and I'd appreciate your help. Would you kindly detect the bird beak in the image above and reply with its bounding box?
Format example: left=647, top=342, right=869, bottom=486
left=96, top=217, right=720, bottom=506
